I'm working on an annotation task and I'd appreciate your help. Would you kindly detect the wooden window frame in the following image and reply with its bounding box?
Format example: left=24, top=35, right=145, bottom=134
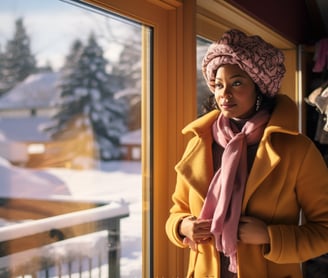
left=80, top=0, right=196, bottom=277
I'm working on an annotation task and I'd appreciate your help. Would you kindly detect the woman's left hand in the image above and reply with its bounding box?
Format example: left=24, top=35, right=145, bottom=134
left=238, top=216, right=270, bottom=244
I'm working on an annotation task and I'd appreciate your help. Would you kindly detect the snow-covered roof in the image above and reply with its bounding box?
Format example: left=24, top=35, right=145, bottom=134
left=0, top=72, right=60, bottom=109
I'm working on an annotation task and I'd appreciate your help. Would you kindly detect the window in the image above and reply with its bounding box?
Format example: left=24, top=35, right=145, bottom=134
left=196, top=36, right=212, bottom=116
left=0, top=1, right=147, bottom=277
left=0, top=0, right=197, bottom=276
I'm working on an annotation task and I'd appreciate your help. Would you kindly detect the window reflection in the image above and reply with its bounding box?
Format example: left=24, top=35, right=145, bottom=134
left=0, top=1, right=143, bottom=277
left=197, top=36, right=213, bottom=116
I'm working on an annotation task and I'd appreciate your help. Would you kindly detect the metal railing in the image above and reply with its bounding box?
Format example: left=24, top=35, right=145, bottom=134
left=0, top=199, right=129, bottom=278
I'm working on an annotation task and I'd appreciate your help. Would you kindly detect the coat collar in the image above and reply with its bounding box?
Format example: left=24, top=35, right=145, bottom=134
left=182, top=109, right=219, bottom=136
left=176, top=111, right=218, bottom=200
left=177, top=94, right=300, bottom=205
left=262, top=94, right=299, bottom=138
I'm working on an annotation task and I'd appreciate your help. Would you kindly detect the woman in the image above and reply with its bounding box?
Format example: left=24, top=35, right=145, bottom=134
left=165, top=29, right=328, bottom=277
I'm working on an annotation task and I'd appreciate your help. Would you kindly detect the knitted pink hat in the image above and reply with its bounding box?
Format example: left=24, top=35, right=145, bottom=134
left=202, top=29, right=286, bottom=97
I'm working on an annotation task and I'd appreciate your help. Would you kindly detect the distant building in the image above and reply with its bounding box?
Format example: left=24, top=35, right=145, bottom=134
left=0, top=71, right=59, bottom=117
left=120, top=129, right=141, bottom=161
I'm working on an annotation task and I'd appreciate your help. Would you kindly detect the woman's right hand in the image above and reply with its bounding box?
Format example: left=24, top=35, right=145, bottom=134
left=180, top=216, right=212, bottom=251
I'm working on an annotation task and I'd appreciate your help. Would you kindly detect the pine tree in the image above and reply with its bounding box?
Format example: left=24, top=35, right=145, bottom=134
left=47, top=34, right=127, bottom=160
left=1, top=18, right=36, bottom=93
left=197, top=38, right=213, bottom=115
left=43, top=39, right=85, bottom=134
left=111, top=27, right=142, bottom=130
left=62, top=39, right=84, bottom=70
left=0, top=45, right=5, bottom=93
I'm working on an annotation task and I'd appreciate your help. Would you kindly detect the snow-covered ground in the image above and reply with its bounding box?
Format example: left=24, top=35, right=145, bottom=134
left=0, top=157, right=142, bottom=277
left=52, top=161, right=143, bottom=278
left=0, top=113, right=142, bottom=277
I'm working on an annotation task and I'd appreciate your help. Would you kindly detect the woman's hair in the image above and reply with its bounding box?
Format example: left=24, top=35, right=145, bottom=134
left=200, top=93, right=218, bottom=115
left=255, top=85, right=276, bottom=113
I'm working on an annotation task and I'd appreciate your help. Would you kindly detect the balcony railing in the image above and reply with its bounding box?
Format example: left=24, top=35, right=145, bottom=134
left=0, top=198, right=129, bottom=277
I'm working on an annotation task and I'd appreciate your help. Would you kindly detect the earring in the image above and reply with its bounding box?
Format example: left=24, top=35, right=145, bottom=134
left=256, top=95, right=262, bottom=112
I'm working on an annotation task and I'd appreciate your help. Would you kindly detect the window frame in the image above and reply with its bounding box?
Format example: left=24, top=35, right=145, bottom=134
left=81, top=0, right=196, bottom=277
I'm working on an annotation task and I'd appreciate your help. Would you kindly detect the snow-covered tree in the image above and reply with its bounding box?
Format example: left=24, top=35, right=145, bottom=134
left=111, top=26, right=141, bottom=130
left=0, top=45, right=5, bottom=93
left=112, top=34, right=141, bottom=89
left=42, top=39, right=85, bottom=133
left=197, top=38, right=213, bottom=116
left=46, top=34, right=127, bottom=160
left=63, top=39, right=84, bottom=70
left=1, top=18, right=36, bottom=93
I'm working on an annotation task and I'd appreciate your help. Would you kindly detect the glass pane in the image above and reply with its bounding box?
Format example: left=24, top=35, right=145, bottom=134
left=197, top=36, right=213, bottom=116
left=0, top=1, right=146, bottom=277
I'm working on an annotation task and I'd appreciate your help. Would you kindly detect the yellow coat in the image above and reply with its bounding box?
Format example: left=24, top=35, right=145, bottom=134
left=166, top=94, right=328, bottom=278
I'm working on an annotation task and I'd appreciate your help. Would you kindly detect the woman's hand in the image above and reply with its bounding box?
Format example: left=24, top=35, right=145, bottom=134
left=238, top=216, right=270, bottom=244
left=180, top=216, right=212, bottom=251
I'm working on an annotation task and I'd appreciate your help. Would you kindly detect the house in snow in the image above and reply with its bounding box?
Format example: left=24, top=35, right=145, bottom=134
left=0, top=71, right=60, bottom=117
left=120, top=129, right=141, bottom=161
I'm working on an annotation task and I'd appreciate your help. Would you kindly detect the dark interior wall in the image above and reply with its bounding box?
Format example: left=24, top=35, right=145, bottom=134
left=227, top=0, right=316, bottom=44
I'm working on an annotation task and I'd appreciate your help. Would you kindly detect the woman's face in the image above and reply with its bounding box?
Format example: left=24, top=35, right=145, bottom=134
left=214, top=64, right=257, bottom=119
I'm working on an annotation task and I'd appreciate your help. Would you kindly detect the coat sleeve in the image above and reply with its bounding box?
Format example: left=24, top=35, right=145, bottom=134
left=165, top=172, right=192, bottom=248
left=165, top=137, right=201, bottom=249
left=265, top=140, right=328, bottom=263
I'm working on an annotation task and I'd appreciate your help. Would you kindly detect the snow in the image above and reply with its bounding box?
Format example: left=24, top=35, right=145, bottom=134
left=0, top=116, right=50, bottom=141
left=0, top=115, right=142, bottom=277
left=0, top=72, right=60, bottom=109
left=0, top=230, right=111, bottom=277
left=0, top=157, right=142, bottom=277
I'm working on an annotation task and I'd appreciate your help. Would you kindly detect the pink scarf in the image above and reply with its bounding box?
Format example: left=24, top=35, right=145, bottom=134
left=199, top=110, right=270, bottom=273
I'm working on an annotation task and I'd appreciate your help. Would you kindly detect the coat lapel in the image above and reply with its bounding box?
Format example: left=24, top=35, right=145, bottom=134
left=241, top=95, right=299, bottom=212
left=175, top=111, right=219, bottom=200
left=175, top=131, right=214, bottom=200
left=241, top=138, right=280, bottom=213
